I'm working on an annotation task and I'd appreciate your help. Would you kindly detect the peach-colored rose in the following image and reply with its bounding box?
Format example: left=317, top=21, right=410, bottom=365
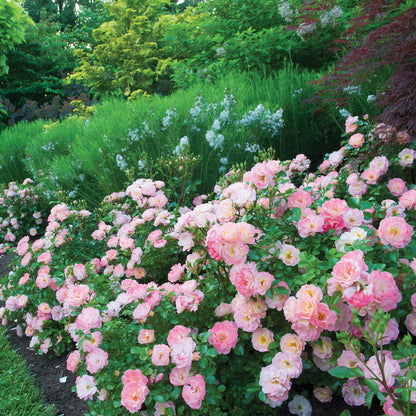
left=252, top=328, right=274, bottom=352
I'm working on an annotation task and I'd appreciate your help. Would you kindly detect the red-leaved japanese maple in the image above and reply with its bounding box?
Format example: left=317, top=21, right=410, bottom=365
left=295, top=1, right=416, bottom=137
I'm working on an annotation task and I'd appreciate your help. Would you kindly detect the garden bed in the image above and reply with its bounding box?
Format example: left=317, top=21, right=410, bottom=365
left=0, top=116, right=414, bottom=416
left=0, top=259, right=383, bottom=416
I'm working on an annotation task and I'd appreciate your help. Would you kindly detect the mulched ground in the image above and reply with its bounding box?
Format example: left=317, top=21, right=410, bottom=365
left=0, top=254, right=384, bottom=416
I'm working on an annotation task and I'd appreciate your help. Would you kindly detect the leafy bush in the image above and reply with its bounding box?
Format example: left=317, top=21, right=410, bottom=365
left=1, top=115, right=416, bottom=415
left=0, top=93, right=94, bottom=129
left=0, top=16, right=77, bottom=109
left=165, top=0, right=348, bottom=89
left=67, top=0, right=173, bottom=98
left=0, top=0, right=32, bottom=76
left=1, top=201, right=105, bottom=354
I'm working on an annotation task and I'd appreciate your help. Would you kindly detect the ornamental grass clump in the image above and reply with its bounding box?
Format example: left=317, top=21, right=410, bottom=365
left=1, top=115, right=416, bottom=415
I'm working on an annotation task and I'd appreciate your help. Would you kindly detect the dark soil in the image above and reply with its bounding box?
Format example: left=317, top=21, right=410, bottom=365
left=0, top=254, right=385, bottom=416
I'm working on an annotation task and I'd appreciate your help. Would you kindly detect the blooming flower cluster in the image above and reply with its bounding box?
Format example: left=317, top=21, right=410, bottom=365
left=1, top=115, right=416, bottom=415
left=0, top=179, right=46, bottom=251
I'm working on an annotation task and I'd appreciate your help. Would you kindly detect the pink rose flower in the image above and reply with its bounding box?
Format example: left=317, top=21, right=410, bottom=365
left=151, top=344, right=170, bottom=366
left=66, top=284, right=90, bottom=308
left=369, top=155, right=389, bottom=175
left=82, top=331, right=103, bottom=352
left=86, top=348, right=108, bottom=373
left=169, top=365, right=191, bottom=386
left=314, top=387, right=332, bottom=403
left=399, top=189, right=416, bottom=210
left=76, top=374, right=97, bottom=400
left=215, top=302, right=233, bottom=317
left=280, top=334, right=305, bottom=356
left=342, top=378, right=368, bottom=406
left=405, top=312, right=416, bottom=335
left=121, top=381, right=149, bottom=413
left=168, top=263, right=186, bottom=283
left=67, top=350, right=81, bottom=373
left=288, top=394, right=312, bottom=416
left=182, top=374, right=206, bottom=409
left=208, top=320, right=238, bottom=354
left=138, top=329, right=155, bottom=344
left=272, top=351, right=303, bottom=379
left=154, top=401, right=176, bottom=416
left=387, top=178, right=407, bottom=196
left=378, top=216, right=413, bottom=248
left=348, top=133, right=364, bottom=148
left=122, top=369, right=148, bottom=385
left=170, top=338, right=195, bottom=368
left=361, top=167, right=381, bottom=185
left=345, top=115, right=359, bottom=133
left=259, top=364, right=291, bottom=396
left=73, top=263, right=87, bottom=280
left=252, top=328, right=274, bottom=352
left=287, top=189, right=312, bottom=209
left=383, top=395, right=404, bottom=416
left=364, top=352, right=400, bottom=393
left=167, top=325, right=191, bottom=347
left=368, top=270, right=402, bottom=312
left=75, top=307, right=102, bottom=332
left=37, top=251, right=52, bottom=264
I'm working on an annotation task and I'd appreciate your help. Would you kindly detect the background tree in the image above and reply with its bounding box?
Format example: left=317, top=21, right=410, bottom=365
left=306, top=0, right=416, bottom=136
left=0, top=16, right=76, bottom=108
left=0, top=3, right=105, bottom=128
left=163, top=0, right=348, bottom=89
left=0, top=0, right=32, bottom=76
left=22, top=0, right=102, bottom=27
left=67, top=0, right=173, bottom=98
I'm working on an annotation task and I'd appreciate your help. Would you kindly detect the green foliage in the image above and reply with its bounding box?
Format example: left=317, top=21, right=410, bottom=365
left=0, top=16, right=77, bottom=108
left=165, top=0, right=347, bottom=88
left=23, top=0, right=104, bottom=28
left=0, top=119, right=44, bottom=183
left=61, top=1, right=111, bottom=52
left=67, top=0, right=173, bottom=98
left=0, top=0, right=32, bottom=76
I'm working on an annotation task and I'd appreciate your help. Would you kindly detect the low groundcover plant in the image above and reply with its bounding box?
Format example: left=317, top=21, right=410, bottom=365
left=1, top=115, right=416, bottom=416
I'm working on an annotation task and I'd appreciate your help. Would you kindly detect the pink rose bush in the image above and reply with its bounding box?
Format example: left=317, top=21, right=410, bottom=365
left=0, top=202, right=106, bottom=353
left=1, top=116, right=416, bottom=415
left=0, top=179, right=47, bottom=253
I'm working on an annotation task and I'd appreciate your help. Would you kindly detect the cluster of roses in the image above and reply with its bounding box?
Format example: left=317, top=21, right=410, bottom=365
left=0, top=178, right=45, bottom=251
left=1, top=113, right=416, bottom=416
left=327, top=249, right=402, bottom=315
left=206, top=222, right=261, bottom=265
left=1, top=202, right=99, bottom=353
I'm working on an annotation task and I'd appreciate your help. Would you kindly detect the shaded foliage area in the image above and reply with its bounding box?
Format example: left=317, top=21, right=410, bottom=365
left=164, top=0, right=345, bottom=90
left=22, top=0, right=101, bottom=28
left=0, top=4, right=107, bottom=130
left=0, top=17, right=76, bottom=108
left=0, top=92, right=93, bottom=127
left=307, top=1, right=416, bottom=136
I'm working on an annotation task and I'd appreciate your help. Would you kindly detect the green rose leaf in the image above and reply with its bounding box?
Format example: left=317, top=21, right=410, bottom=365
left=328, top=366, right=358, bottom=379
